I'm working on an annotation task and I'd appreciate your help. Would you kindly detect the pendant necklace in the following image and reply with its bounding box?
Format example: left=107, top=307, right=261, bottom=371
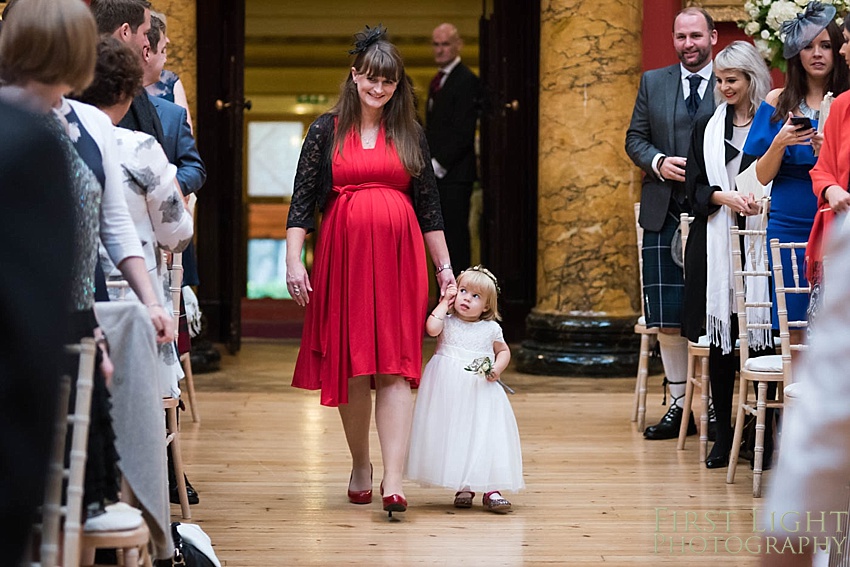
left=361, top=124, right=380, bottom=148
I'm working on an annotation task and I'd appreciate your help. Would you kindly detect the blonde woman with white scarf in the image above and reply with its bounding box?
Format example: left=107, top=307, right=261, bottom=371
left=682, top=41, right=771, bottom=470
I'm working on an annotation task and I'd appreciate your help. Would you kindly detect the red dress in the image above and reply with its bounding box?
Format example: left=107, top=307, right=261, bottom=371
left=292, top=126, right=429, bottom=406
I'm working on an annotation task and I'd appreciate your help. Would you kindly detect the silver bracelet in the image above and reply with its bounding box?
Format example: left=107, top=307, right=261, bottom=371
left=435, top=263, right=452, bottom=274
left=429, top=313, right=444, bottom=320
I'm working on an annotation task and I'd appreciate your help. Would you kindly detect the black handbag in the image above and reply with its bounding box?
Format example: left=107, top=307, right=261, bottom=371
left=154, top=522, right=218, bottom=567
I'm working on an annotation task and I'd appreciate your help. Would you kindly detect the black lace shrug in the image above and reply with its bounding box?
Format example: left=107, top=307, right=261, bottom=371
left=286, top=113, right=444, bottom=233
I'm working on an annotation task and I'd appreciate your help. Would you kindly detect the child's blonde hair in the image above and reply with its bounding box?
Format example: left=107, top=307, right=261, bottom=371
left=453, top=265, right=501, bottom=322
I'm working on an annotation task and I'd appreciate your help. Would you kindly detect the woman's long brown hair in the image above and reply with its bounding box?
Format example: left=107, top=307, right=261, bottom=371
left=773, top=21, right=849, bottom=121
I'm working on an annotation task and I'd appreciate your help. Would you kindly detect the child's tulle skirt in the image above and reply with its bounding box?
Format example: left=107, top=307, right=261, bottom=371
left=405, top=343, right=524, bottom=492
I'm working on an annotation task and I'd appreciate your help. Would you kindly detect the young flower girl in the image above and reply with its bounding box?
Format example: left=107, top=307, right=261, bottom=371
left=406, top=265, right=523, bottom=512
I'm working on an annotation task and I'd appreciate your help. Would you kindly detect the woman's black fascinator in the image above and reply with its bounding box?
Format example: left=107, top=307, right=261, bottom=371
left=349, top=24, right=387, bottom=55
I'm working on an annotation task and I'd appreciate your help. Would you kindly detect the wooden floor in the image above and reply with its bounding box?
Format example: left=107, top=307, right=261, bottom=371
left=177, top=339, right=769, bottom=566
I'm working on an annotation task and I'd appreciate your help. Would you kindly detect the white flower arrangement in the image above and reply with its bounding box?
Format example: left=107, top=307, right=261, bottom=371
left=68, top=121, right=81, bottom=144
left=464, top=356, right=515, bottom=394
left=740, top=0, right=848, bottom=70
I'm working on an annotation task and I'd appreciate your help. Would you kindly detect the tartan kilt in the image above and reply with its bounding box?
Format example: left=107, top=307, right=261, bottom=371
left=642, top=214, right=685, bottom=328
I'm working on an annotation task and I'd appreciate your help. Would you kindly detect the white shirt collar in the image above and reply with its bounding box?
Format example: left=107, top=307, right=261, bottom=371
left=440, top=56, right=462, bottom=76
left=680, top=61, right=713, bottom=81
left=680, top=61, right=713, bottom=98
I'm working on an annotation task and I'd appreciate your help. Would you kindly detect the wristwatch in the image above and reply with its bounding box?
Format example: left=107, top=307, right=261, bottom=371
left=435, top=263, right=452, bottom=274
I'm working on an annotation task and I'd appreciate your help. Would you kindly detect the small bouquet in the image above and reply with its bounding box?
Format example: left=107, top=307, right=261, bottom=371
left=464, top=356, right=515, bottom=394
left=739, top=0, right=848, bottom=71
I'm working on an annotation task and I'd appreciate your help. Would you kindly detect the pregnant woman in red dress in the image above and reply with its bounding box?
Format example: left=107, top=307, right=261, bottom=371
left=285, top=26, right=454, bottom=518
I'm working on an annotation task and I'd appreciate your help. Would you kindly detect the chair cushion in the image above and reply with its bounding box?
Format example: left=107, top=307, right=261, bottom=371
left=744, top=354, right=783, bottom=373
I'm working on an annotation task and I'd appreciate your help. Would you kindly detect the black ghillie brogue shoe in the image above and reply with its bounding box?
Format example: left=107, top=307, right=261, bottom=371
left=643, top=404, right=696, bottom=440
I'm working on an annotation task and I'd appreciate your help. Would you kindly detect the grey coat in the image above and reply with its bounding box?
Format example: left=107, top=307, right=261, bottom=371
left=625, top=63, right=716, bottom=232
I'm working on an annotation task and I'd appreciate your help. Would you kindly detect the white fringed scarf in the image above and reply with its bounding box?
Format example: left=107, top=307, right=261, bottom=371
left=703, top=103, right=737, bottom=354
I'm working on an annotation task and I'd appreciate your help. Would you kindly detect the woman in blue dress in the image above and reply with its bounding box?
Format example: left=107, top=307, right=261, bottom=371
left=744, top=2, right=848, bottom=343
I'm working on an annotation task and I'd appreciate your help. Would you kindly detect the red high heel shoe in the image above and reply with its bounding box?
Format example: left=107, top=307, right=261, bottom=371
left=347, top=464, right=373, bottom=505
left=379, top=481, right=407, bottom=518
left=382, top=494, right=407, bottom=518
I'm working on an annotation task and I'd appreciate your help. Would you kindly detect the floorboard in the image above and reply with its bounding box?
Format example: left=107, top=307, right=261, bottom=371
left=176, top=339, right=769, bottom=565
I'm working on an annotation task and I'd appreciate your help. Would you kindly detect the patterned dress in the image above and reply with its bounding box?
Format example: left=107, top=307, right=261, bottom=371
left=146, top=69, right=179, bottom=103
left=100, top=128, right=194, bottom=398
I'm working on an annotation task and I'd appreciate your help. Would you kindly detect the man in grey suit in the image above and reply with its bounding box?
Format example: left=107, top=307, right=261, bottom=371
left=625, top=7, right=717, bottom=440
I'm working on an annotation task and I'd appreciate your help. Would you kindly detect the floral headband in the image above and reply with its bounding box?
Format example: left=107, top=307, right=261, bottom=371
left=349, top=24, right=387, bottom=55
left=460, top=265, right=502, bottom=295
left=781, top=1, right=836, bottom=59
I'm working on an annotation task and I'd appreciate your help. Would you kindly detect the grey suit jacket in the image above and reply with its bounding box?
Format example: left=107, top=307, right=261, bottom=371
left=625, top=63, right=715, bottom=232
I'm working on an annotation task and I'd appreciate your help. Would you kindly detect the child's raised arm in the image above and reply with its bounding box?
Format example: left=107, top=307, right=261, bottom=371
left=488, top=340, right=511, bottom=382
left=426, top=283, right=457, bottom=336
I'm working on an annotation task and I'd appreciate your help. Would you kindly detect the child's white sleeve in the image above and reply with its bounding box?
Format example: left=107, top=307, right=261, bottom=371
left=493, top=322, right=505, bottom=344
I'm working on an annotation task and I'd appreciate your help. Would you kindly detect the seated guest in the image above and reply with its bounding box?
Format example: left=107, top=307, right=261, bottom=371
left=73, top=37, right=194, bottom=399
left=0, top=100, right=74, bottom=567
left=0, top=0, right=172, bottom=528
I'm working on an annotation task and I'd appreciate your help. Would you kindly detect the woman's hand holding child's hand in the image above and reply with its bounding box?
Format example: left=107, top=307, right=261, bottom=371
left=436, top=269, right=456, bottom=299
left=444, top=283, right=457, bottom=306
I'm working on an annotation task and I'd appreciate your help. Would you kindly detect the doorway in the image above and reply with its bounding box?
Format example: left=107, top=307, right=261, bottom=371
left=196, top=0, right=539, bottom=346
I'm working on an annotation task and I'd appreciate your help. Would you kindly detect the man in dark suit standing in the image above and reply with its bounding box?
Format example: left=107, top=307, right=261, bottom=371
left=625, top=7, right=717, bottom=440
left=0, top=100, right=74, bottom=564
left=426, top=22, right=480, bottom=275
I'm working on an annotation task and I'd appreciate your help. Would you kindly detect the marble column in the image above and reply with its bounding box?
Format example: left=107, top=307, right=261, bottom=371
left=516, top=0, right=645, bottom=376
left=151, top=1, right=197, bottom=120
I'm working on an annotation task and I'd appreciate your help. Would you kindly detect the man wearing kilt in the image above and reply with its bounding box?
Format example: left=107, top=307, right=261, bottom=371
left=625, top=7, right=717, bottom=439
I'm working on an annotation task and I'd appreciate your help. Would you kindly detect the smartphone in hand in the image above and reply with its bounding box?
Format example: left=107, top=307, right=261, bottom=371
left=790, top=116, right=813, bottom=131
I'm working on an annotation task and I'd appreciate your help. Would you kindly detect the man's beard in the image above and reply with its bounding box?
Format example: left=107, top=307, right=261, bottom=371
left=678, top=47, right=710, bottom=70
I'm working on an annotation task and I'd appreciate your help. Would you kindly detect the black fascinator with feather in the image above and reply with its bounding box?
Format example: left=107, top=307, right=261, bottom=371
left=349, top=24, right=387, bottom=55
